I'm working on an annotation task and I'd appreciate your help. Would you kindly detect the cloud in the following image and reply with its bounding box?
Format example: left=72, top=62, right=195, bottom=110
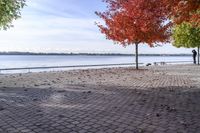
left=0, top=0, right=194, bottom=54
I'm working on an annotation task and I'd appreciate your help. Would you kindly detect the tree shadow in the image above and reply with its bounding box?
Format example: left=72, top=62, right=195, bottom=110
left=0, top=85, right=200, bottom=132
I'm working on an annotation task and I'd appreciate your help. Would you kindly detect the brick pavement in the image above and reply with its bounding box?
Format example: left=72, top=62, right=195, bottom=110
left=0, top=84, right=200, bottom=133
left=0, top=66, right=200, bottom=133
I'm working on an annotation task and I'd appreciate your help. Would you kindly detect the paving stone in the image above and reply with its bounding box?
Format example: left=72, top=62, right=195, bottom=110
left=0, top=73, right=200, bottom=133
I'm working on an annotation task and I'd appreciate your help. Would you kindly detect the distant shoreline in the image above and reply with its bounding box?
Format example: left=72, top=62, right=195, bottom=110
left=0, top=52, right=192, bottom=56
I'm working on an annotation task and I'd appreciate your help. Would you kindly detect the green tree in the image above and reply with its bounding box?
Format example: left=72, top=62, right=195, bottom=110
left=173, top=22, right=200, bottom=64
left=0, top=0, right=26, bottom=30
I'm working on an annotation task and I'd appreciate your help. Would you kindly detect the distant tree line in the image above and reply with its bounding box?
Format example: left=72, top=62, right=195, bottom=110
left=0, top=52, right=192, bottom=56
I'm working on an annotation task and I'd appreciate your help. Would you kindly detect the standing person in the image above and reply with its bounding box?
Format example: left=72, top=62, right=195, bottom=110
left=192, top=50, right=197, bottom=64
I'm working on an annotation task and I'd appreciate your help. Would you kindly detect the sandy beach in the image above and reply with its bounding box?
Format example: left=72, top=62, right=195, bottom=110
left=0, top=64, right=198, bottom=89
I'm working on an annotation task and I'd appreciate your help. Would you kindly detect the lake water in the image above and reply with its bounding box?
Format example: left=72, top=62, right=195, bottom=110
left=0, top=55, right=193, bottom=73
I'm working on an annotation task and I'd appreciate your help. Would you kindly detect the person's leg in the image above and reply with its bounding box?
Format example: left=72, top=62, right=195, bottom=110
left=194, top=56, right=196, bottom=64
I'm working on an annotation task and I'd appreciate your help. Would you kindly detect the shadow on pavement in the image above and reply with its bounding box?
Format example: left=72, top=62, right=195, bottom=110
left=0, top=85, right=200, bottom=133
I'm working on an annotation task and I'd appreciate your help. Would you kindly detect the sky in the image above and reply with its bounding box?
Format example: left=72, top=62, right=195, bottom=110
left=0, top=0, right=195, bottom=54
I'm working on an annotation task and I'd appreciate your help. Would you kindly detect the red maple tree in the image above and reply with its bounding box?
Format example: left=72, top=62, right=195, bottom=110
left=96, top=0, right=171, bottom=69
left=163, top=0, right=200, bottom=26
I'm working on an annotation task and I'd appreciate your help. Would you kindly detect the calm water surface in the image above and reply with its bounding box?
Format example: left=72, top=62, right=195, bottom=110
left=0, top=55, right=192, bottom=73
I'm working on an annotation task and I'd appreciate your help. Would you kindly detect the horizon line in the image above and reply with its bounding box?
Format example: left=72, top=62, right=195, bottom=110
left=0, top=51, right=193, bottom=56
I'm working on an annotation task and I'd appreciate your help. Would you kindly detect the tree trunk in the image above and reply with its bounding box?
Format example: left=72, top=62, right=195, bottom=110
left=135, top=43, right=139, bottom=70
left=198, top=46, right=200, bottom=65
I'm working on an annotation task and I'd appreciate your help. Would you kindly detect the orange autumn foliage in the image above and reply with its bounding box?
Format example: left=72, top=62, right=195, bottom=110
left=96, top=0, right=171, bottom=47
left=163, top=0, right=200, bottom=26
